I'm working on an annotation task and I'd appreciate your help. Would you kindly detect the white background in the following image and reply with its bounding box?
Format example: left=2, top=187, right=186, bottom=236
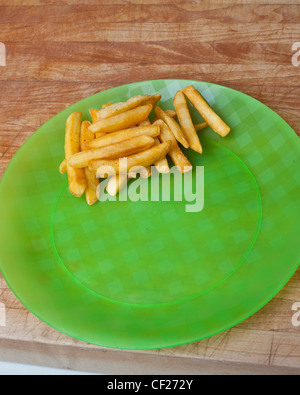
left=0, top=361, right=99, bottom=375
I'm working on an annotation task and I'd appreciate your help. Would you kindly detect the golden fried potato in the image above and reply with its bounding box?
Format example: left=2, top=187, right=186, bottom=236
left=89, top=125, right=160, bottom=149
left=173, top=90, right=202, bottom=154
left=89, top=109, right=99, bottom=124
left=89, top=104, right=153, bottom=134
left=64, top=112, right=86, bottom=197
left=69, top=135, right=155, bottom=168
left=154, top=119, right=192, bottom=174
left=182, top=86, right=230, bottom=137
left=102, top=102, right=113, bottom=109
left=80, top=120, right=99, bottom=205
left=95, top=94, right=159, bottom=121
left=138, top=117, right=151, bottom=127
left=194, top=122, right=208, bottom=131
left=144, top=94, right=161, bottom=108
left=59, top=159, right=67, bottom=175
left=153, top=137, right=170, bottom=174
left=91, top=141, right=172, bottom=177
left=165, top=110, right=177, bottom=119
left=155, top=106, right=189, bottom=148
left=89, top=109, right=106, bottom=138
left=106, top=174, right=128, bottom=197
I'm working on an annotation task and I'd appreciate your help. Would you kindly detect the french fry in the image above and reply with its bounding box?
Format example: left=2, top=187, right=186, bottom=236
left=95, top=94, right=159, bottom=121
left=89, top=109, right=106, bottom=138
left=90, top=103, right=113, bottom=124
left=60, top=86, right=232, bottom=206
left=89, top=125, right=160, bottom=149
left=154, top=119, right=192, bottom=174
left=89, top=104, right=153, bottom=134
left=140, top=166, right=152, bottom=178
left=128, top=168, right=140, bottom=178
left=91, top=104, right=114, bottom=138
left=95, top=131, right=106, bottom=138
left=138, top=117, right=151, bottom=127
left=152, top=109, right=177, bottom=123
left=69, top=135, right=155, bottom=168
left=89, top=109, right=99, bottom=124
left=153, top=137, right=170, bottom=174
left=165, top=109, right=177, bottom=119
left=102, top=102, right=113, bottom=109
left=182, top=86, right=231, bottom=137
left=144, top=94, right=161, bottom=108
left=80, top=121, right=99, bottom=205
left=173, top=90, right=203, bottom=154
left=106, top=174, right=128, bottom=197
left=127, top=166, right=150, bottom=178
left=64, top=112, right=86, bottom=197
left=125, top=166, right=152, bottom=178
left=91, top=141, right=172, bottom=177
left=90, top=103, right=113, bottom=123
left=84, top=173, right=99, bottom=205
left=155, top=106, right=189, bottom=149
left=194, top=122, right=208, bottom=131
left=80, top=120, right=94, bottom=151
left=59, top=159, right=67, bottom=174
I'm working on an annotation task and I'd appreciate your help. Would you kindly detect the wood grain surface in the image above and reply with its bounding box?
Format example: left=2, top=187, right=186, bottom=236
left=0, top=0, right=299, bottom=375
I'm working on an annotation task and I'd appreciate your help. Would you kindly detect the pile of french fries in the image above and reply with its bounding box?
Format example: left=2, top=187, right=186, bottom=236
left=60, top=86, right=231, bottom=205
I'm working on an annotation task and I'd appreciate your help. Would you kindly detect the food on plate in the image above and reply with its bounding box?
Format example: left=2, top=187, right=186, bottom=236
left=80, top=120, right=94, bottom=151
left=153, top=119, right=192, bottom=174
left=139, top=166, right=152, bottom=178
left=106, top=174, right=128, bottom=197
left=94, top=94, right=160, bottom=121
left=138, top=118, right=151, bottom=127
left=89, top=125, right=160, bottom=149
left=59, top=159, right=67, bottom=174
left=95, top=131, right=106, bottom=139
left=153, top=137, right=170, bottom=174
left=146, top=94, right=162, bottom=108
left=59, top=85, right=230, bottom=203
left=89, top=104, right=153, bottom=134
left=165, top=110, right=177, bottom=119
left=182, top=85, right=231, bottom=137
left=89, top=109, right=106, bottom=138
left=80, top=121, right=99, bottom=205
left=64, top=112, right=86, bottom=197
left=154, top=106, right=189, bottom=149
left=173, top=90, right=203, bottom=154
left=68, top=135, right=155, bottom=168
left=102, top=102, right=113, bottom=109
left=91, top=142, right=172, bottom=177
left=194, top=122, right=208, bottom=131
left=89, top=109, right=99, bottom=124
left=152, top=109, right=177, bottom=123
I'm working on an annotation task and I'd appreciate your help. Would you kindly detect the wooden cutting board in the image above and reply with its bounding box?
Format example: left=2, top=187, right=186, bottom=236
left=0, top=0, right=299, bottom=375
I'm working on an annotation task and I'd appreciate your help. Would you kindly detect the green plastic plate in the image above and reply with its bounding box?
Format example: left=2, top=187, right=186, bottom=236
left=0, top=79, right=299, bottom=350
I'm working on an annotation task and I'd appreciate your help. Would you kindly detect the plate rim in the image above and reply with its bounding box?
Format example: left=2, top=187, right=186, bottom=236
left=0, top=78, right=299, bottom=350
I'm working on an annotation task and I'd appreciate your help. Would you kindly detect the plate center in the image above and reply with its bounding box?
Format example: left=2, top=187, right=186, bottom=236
left=50, top=139, right=262, bottom=306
